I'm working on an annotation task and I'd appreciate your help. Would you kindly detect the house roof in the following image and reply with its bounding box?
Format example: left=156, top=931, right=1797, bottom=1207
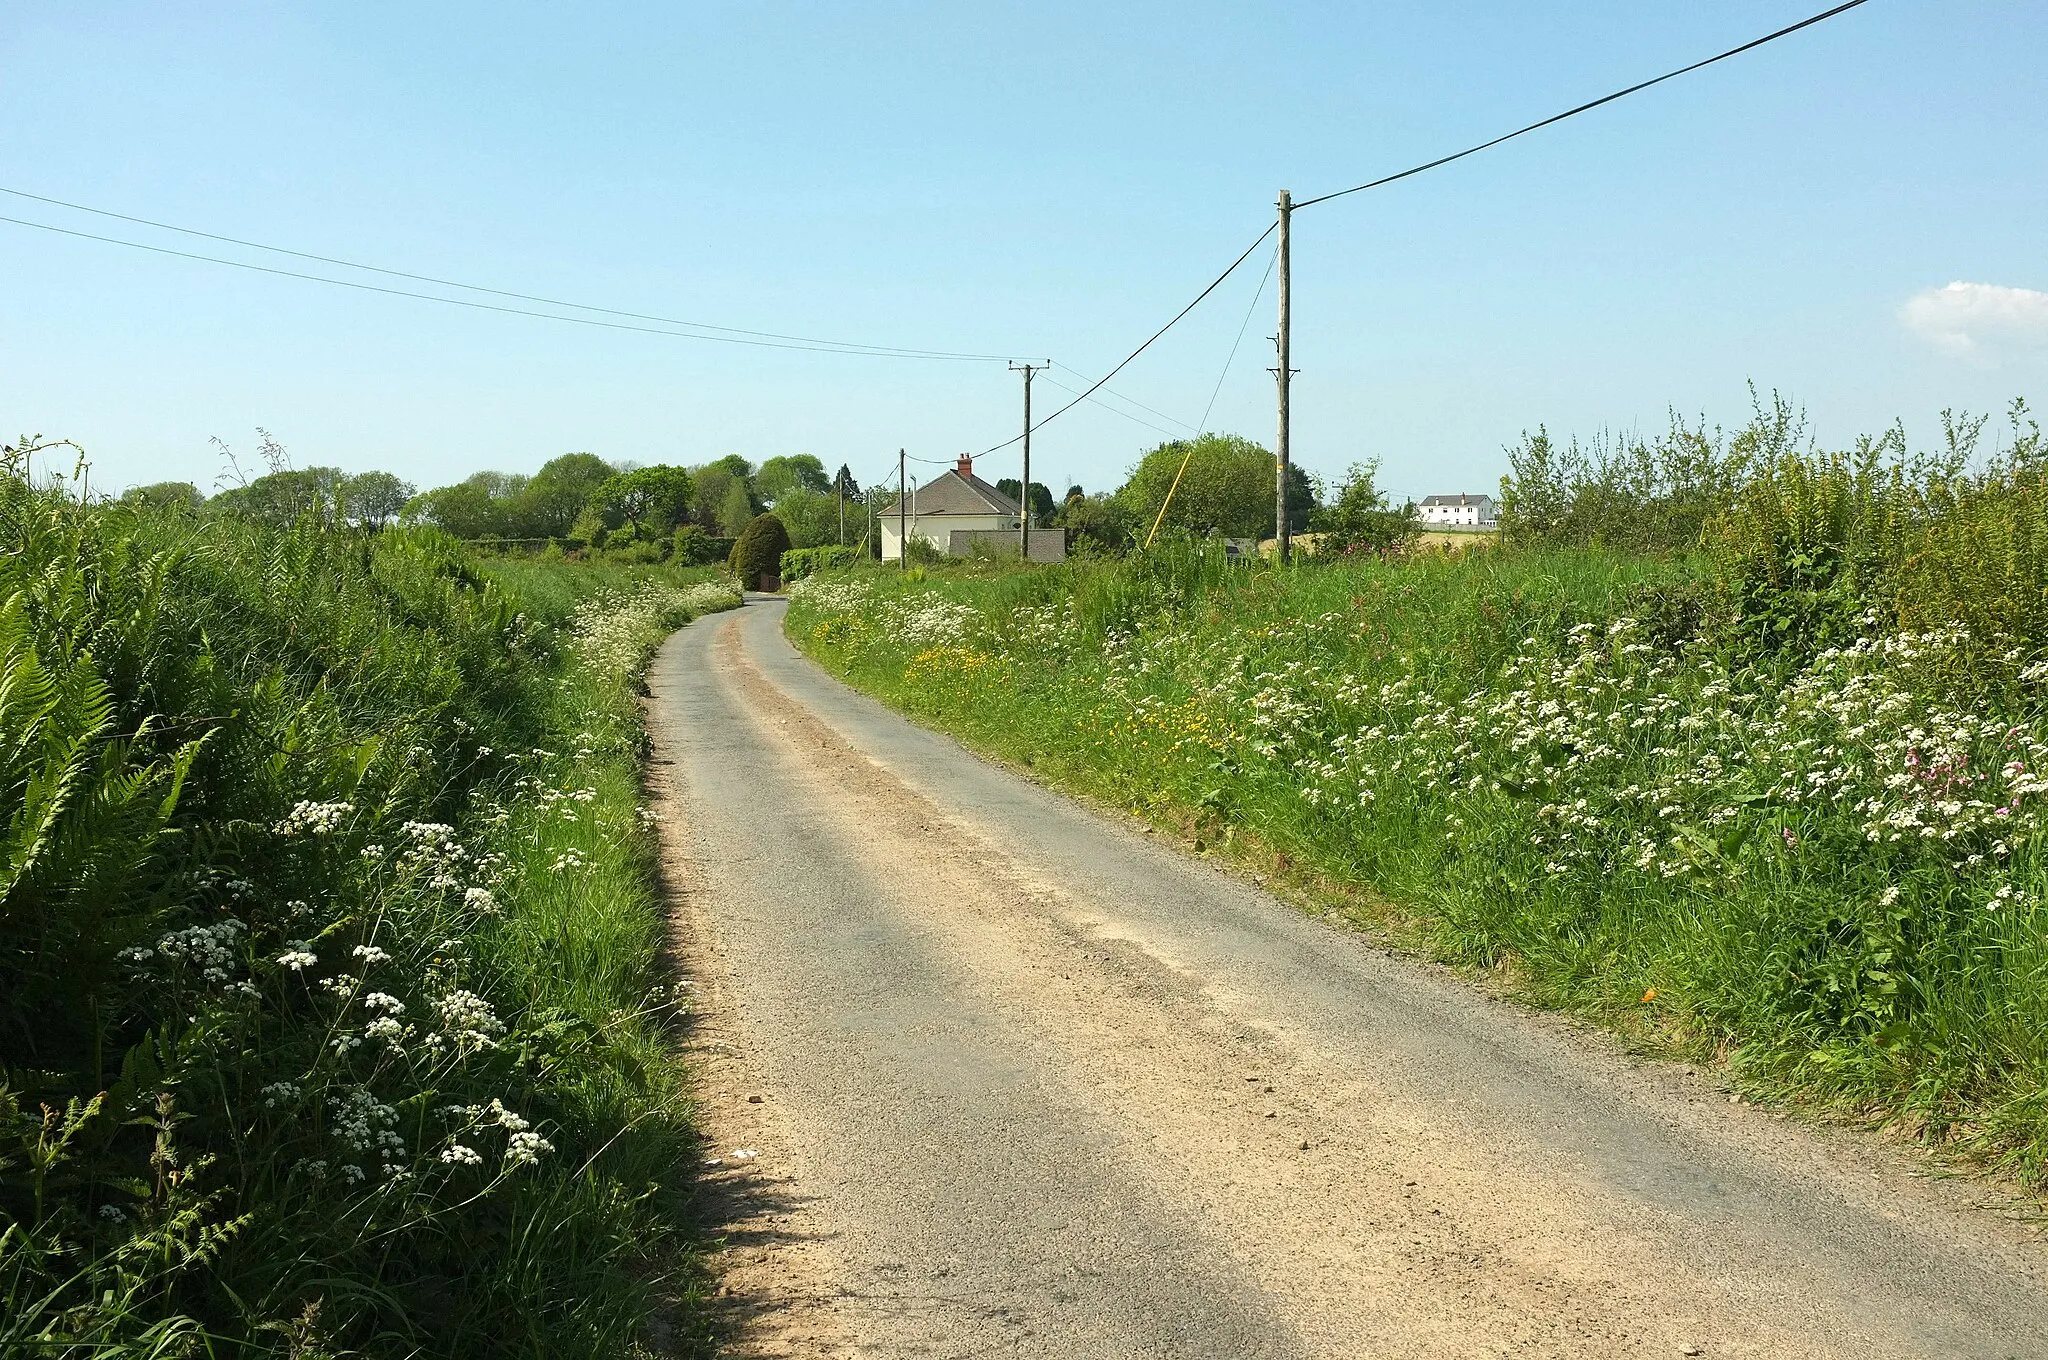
left=881, top=469, right=1021, bottom=517
left=1420, top=493, right=1495, bottom=507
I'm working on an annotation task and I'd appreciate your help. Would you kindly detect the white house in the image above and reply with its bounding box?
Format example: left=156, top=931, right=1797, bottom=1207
left=880, top=456, right=1062, bottom=562
left=1417, top=493, right=1497, bottom=528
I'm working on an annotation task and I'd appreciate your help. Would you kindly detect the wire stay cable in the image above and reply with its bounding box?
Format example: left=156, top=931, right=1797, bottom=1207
left=1144, top=242, right=1279, bottom=549
left=0, top=185, right=1010, bottom=361
left=0, top=215, right=1006, bottom=361
left=1197, top=242, right=1277, bottom=437
left=1294, top=0, right=1872, bottom=210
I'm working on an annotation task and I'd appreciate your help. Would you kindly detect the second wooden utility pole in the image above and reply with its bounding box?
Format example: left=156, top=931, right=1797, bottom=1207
left=1273, top=189, right=1294, bottom=566
left=1010, top=361, right=1045, bottom=560
left=898, top=448, right=908, bottom=571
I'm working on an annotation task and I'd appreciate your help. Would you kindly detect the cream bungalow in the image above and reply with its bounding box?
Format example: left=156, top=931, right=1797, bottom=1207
left=878, top=456, right=1024, bottom=560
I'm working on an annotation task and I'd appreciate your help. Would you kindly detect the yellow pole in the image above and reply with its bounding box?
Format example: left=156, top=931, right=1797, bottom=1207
left=1143, top=441, right=1200, bottom=550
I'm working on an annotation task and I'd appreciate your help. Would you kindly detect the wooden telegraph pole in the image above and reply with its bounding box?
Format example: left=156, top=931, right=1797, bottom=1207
left=1009, top=361, right=1045, bottom=560
left=1273, top=189, right=1294, bottom=566
left=897, top=448, right=908, bottom=571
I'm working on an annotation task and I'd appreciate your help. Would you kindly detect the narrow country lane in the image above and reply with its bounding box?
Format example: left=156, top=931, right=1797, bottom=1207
left=645, top=598, right=2048, bottom=1360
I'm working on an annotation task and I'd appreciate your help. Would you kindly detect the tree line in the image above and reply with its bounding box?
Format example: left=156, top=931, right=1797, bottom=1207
left=129, top=429, right=1418, bottom=562
left=124, top=447, right=870, bottom=563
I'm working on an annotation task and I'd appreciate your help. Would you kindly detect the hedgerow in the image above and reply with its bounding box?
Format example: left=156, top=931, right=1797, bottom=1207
left=779, top=544, right=861, bottom=582
left=0, top=444, right=736, bottom=1356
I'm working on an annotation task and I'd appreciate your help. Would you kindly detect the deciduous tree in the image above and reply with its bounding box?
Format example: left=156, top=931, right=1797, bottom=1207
left=511, top=452, right=614, bottom=537
left=341, top=470, right=414, bottom=529
left=591, top=464, right=694, bottom=537
left=1118, top=434, right=1313, bottom=540
left=756, top=454, right=830, bottom=503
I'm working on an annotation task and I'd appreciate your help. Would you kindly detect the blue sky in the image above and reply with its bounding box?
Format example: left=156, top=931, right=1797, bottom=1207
left=3, top=2, right=2044, bottom=503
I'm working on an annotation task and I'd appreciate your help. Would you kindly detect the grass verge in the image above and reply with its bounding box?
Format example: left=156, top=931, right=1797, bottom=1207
left=787, top=544, right=2048, bottom=1189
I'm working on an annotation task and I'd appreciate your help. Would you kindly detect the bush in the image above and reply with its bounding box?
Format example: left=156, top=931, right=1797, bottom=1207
left=781, top=544, right=861, bottom=581
left=671, top=524, right=734, bottom=566
left=1703, top=402, right=2045, bottom=672
left=1498, top=390, right=1803, bottom=553
left=770, top=488, right=846, bottom=549
left=1120, top=434, right=1312, bottom=540
left=1308, top=462, right=1418, bottom=557
left=600, top=537, right=665, bottom=565
left=729, top=513, right=791, bottom=587
left=1057, top=493, right=1137, bottom=556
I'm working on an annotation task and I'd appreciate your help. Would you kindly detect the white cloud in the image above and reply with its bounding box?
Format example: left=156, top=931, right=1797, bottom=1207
left=1900, top=281, right=2048, bottom=357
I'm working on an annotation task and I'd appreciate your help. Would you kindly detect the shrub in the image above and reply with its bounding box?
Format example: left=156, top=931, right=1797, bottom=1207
left=601, top=537, right=665, bottom=565
left=781, top=544, right=860, bottom=581
left=1057, top=492, right=1137, bottom=556
left=729, top=513, right=791, bottom=587
left=1704, top=435, right=1921, bottom=655
left=671, top=525, right=733, bottom=566
left=1308, top=462, right=1418, bottom=557
left=1120, top=433, right=1313, bottom=540
left=1499, top=390, right=1804, bottom=553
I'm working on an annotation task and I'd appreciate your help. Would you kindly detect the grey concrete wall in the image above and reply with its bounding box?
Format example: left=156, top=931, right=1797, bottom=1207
left=947, top=529, right=1067, bottom=563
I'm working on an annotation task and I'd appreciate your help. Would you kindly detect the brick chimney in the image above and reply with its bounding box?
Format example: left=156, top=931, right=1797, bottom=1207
left=956, top=453, right=974, bottom=477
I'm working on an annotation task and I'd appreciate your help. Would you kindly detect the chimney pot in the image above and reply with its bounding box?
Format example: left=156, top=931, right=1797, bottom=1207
left=956, top=454, right=973, bottom=477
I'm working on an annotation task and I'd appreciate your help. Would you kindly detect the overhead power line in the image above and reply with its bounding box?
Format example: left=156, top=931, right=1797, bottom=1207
left=987, top=0, right=1872, bottom=454
left=1036, top=373, right=1187, bottom=439
left=1048, top=363, right=1195, bottom=433
left=1197, top=243, right=1278, bottom=436
left=0, top=189, right=1009, bottom=362
left=1294, top=0, right=1871, bottom=210
left=2, top=0, right=1873, bottom=439
left=980, top=223, right=1277, bottom=456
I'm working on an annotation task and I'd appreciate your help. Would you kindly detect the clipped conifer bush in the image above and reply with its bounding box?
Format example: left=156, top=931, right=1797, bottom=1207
left=729, top=512, right=791, bottom=588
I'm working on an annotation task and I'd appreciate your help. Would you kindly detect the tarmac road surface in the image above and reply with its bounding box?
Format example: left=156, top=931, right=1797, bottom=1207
left=645, top=597, right=2048, bottom=1360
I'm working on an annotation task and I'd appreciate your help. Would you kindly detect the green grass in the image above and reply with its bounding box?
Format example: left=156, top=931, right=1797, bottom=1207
left=788, top=542, right=2048, bottom=1186
left=0, top=459, right=739, bottom=1356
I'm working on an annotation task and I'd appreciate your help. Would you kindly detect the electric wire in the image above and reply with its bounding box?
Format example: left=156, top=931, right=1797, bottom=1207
left=1, top=0, right=1874, bottom=437
left=1036, top=373, right=1191, bottom=440
left=980, top=222, right=1277, bottom=455
left=1197, top=242, right=1277, bottom=436
left=1294, top=0, right=1872, bottom=210
left=0, top=214, right=1027, bottom=362
left=1047, top=363, right=1196, bottom=433
left=991, top=0, right=1870, bottom=454
left=0, top=186, right=1010, bottom=361
left=0, top=216, right=1009, bottom=360
left=1142, top=244, right=1280, bottom=549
